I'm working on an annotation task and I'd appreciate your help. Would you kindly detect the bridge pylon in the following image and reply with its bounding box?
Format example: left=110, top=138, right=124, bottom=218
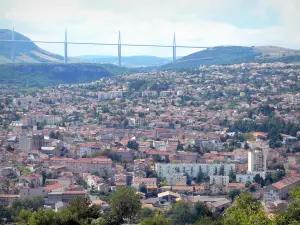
left=64, top=29, right=68, bottom=64
left=118, top=31, right=121, bottom=67
left=11, top=27, right=15, bottom=63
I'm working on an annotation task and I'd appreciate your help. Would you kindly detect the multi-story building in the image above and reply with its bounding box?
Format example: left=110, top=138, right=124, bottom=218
left=98, top=91, right=123, bottom=100
left=263, top=177, right=300, bottom=201
left=210, top=176, right=229, bottom=186
left=142, top=91, right=157, bottom=97
left=132, top=177, right=157, bottom=189
left=236, top=174, right=255, bottom=183
left=155, top=163, right=236, bottom=180
left=248, top=148, right=267, bottom=178
left=50, top=157, right=113, bottom=177
left=79, top=143, right=101, bottom=157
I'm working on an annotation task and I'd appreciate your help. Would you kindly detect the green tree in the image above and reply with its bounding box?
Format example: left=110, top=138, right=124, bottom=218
left=219, top=165, right=225, bottom=176
left=229, top=168, right=236, bottom=182
left=0, top=204, right=11, bottom=223
left=169, top=201, right=198, bottom=225
left=28, top=209, right=60, bottom=225
left=213, top=167, right=218, bottom=175
left=137, top=208, right=155, bottom=222
left=139, top=184, right=147, bottom=194
left=95, top=211, right=123, bottom=225
left=194, top=201, right=213, bottom=218
left=64, top=196, right=100, bottom=221
left=275, top=186, right=300, bottom=225
left=109, top=186, right=142, bottom=222
left=227, top=189, right=241, bottom=201
left=16, top=209, right=32, bottom=224
left=224, top=191, right=273, bottom=225
left=196, top=167, right=204, bottom=183
left=140, top=212, right=170, bottom=225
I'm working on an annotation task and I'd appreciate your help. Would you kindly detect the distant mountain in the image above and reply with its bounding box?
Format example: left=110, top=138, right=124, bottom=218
left=74, top=55, right=172, bottom=67
left=0, top=63, right=115, bottom=88
left=161, top=46, right=300, bottom=69
left=0, top=29, right=64, bottom=63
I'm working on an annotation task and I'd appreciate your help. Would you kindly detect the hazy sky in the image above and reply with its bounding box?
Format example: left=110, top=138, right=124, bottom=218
left=1, top=0, right=300, bottom=57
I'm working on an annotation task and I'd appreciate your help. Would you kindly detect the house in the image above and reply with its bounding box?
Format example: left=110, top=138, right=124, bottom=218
left=132, top=177, right=157, bottom=189
left=210, top=176, right=229, bottom=186
left=160, top=185, right=207, bottom=195
left=46, top=191, right=87, bottom=205
left=236, top=174, right=255, bottom=183
left=44, top=183, right=66, bottom=193
left=112, top=150, right=133, bottom=162
left=0, top=194, right=20, bottom=206
left=50, top=157, right=113, bottom=177
left=158, top=191, right=181, bottom=202
left=20, top=187, right=47, bottom=199
left=208, top=199, right=231, bottom=212
left=225, top=183, right=246, bottom=193
left=263, top=177, right=300, bottom=201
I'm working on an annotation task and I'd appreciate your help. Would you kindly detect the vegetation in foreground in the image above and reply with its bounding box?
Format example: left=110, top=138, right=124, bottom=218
left=1, top=186, right=300, bottom=225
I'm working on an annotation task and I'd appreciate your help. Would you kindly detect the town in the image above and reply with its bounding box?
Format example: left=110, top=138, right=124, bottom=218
left=0, top=62, right=299, bottom=224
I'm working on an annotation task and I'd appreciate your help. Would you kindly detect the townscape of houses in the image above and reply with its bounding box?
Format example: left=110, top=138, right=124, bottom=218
left=0, top=62, right=299, bottom=214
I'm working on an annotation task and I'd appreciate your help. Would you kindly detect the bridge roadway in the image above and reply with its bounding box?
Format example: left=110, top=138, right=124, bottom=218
left=0, top=39, right=208, bottom=49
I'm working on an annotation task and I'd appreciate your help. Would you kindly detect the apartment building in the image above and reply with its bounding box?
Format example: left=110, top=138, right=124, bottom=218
left=155, top=163, right=236, bottom=180
left=264, top=177, right=300, bottom=201
left=210, top=176, right=229, bottom=186
left=98, top=91, right=123, bottom=100
left=248, top=148, right=267, bottom=178
left=50, top=157, right=113, bottom=177
left=132, top=177, right=157, bottom=189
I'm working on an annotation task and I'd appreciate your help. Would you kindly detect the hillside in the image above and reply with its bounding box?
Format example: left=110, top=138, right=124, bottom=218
left=161, top=46, right=300, bottom=69
left=0, top=29, right=64, bottom=63
left=0, top=63, right=114, bottom=89
left=75, top=55, right=172, bottom=67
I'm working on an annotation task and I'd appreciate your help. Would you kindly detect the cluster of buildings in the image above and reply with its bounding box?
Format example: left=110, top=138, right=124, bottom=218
left=0, top=62, right=299, bottom=213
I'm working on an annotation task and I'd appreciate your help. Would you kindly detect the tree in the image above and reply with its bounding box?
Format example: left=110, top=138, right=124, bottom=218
left=65, top=196, right=100, bottom=221
left=194, top=201, right=213, bottom=218
left=109, top=186, right=141, bottom=222
left=95, top=211, right=123, bottom=225
left=229, top=168, right=236, bottom=182
left=140, top=212, right=170, bottom=225
left=213, top=167, right=218, bottom=175
left=219, top=165, right=225, bottom=176
left=254, top=174, right=264, bottom=186
left=28, top=209, right=60, bottom=225
left=41, top=171, right=47, bottom=186
left=137, top=208, right=155, bottom=222
left=185, top=173, right=192, bottom=186
left=6, top=145, right=14, bottom=152
left=16, top=209, right=32, bottom=224
left=275, top=186, right=300, bottom=224
left=249, top=185, right=256, bottom=192
left=196, top=168, right=204, bottom=183
left=169, top=201, right=198, bottom=225
left=227, top=189, right=241, bottom=201
left=224, top=191, right=273, bottom=225
left=244, top=142, right=250, bottom=150
left=0, top=204, right=11, bottom=223
left=139, top=184, right=147, bottom=194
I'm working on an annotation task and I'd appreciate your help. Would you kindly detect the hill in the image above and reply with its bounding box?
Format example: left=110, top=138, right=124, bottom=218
left=161, top=46, right=300, bottom=69
left=0, top=63, right=115, bottom=89
left=0, top=29, right=64, bottom=63
left=75, top=55, right=172, bottom=67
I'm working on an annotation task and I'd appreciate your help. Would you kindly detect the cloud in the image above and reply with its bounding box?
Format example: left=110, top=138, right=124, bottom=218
left=0, top=0, right=299, bottom=56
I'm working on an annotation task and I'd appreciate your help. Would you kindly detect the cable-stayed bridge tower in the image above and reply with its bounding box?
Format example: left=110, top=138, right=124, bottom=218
left=118, top=31, right=122, bottom=67
left=64, top=29, right=68, bottom=64
left=11, top=27, right=15, bottom=63
left=173, top=32, right=176, bottom=63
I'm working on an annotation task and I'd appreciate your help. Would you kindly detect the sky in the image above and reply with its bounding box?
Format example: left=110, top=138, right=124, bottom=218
left=1, top=0, right=300, bottom=57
